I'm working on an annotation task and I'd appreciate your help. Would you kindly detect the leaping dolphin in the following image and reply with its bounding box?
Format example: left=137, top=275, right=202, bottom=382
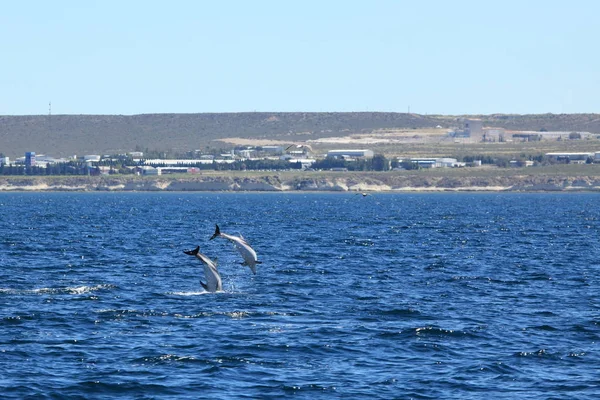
left=183, top=246, right=223, bottom=292
left=209, top=224, right=261, bottom=274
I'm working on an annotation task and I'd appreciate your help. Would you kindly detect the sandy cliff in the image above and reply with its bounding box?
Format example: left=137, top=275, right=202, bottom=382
left=1, top=173, right=600, bottom=192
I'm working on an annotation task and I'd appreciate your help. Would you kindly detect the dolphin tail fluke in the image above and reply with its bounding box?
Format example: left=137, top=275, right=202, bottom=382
left=184, top=246, right=200, bottom=256
left=209, top=224, right=221, bottom=240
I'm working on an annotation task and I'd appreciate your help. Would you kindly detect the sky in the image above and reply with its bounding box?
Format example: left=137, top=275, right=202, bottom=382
left=1, top=0, right=598, bottom=116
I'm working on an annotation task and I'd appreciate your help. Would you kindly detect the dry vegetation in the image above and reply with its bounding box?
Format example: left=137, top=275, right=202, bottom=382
left=1, top=112, right=600, bottom=160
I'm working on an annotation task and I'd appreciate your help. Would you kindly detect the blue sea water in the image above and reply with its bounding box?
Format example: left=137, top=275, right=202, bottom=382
left=0, top=192, right=599, bottom=399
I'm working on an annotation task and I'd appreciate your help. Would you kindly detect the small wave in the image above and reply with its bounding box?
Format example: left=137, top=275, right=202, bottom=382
left=532, top=310, right=558, bottom=317
left=378, top=308, right=422, bottom=317
left=343, top=238, right=375, bottom=247
left=281, top=383, right=338, bottom=393
left=376, top=325, right=483, bottom=340
left=133, top=354, right=204, bottom=365
left=425, top=260, right=446, bottom=270
left=172, top=310, right=293, bottom=320
left=226, top=311, right=250, bottom=319
left=0, top=284, right=115, bottom=296
left=515, top=349, right=588, bottom=360
left=528, top=324, right=559, bottom=331
left=165, top=289, right=243, bottom=296
left=415, top=326, right=459, bottom=336
left=64, top=284, right=115, bottom=295
left=95, top=309, right=171, bottom=320
left=1, top=314, right=39, bottom=325
left=452, top=275, right=492, bottom=282
left=412, top=325, right=483, bottom=339
left=522, top=272, right=553, bottom=281
left=95, top=308, right=257, bottom=321
left=177, top=310, right=253, bottom=319
left=479, top=361, right=522, bottom=375
left=514, top=348, right=560, bottom=358
left=168, top=291, right=210, bottom=296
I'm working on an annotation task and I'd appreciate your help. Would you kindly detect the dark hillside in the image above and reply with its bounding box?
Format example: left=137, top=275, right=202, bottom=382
left=0, top=112, right=442, bottom=157
left=0, top=112, right=599, bottom=158
left=469, top=113, right=600, bottom=132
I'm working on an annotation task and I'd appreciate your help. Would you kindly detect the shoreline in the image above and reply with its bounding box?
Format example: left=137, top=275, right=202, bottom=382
left=1, top=171, right=600, bottom=192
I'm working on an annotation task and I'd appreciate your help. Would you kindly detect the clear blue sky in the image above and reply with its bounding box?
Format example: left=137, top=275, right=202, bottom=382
left=1, top=0, right=598, bottom=116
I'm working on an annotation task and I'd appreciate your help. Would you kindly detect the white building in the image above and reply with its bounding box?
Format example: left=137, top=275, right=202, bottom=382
left=262, top=145, right=284, bottom=155
left=402, top=157, right=465, bottom=168
left=142, top=159, right=236, bottom=166
left=238, top=149, right=256, bottom=159
left=509, top=160, right=535, bottom=167
left=140, top=166, right=160, bottom=175
left=288, top=158, right=316, bottom=169
left=546, top=152, right=593, bottom=162
left=84, top=155, right=101, bottom=162
left=327, top=149, right=374, bottom=158
left=285, top=144, right=312, bottom=157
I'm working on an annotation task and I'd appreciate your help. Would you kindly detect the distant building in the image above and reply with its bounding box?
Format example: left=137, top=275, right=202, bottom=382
left=327, top=149, right=374, bottom=159
left=97, top=166, right=111, bottom=175
left=546, top=152, right=593, bottom=162
left=0, top=157, right=10, bottom=166
left=284, top=145, right=312, bottom=160
left=142, top=159, right=235, bottom=166
left=513, top=133, right=542, bottom=142
left=509, top=160, right=535, bottom=167
left=465, top=119, right=483, bottom=137
left=287, top=158, right=316, bottom=169
left=219, top=153, right=235, bottom=160
left=399, top=157, right=465, bottom=169
left=31, top=155, right=69, bottom=168
left=238, top=149, right=256, bottom=159
left=138, top=166, right=159, bottom=175
left=25, top=152, right=36, bottom=167
left=262, top=145, right=284, bottom=155
left=451, top=118, right=484, bottom=139
left=483, top=128, right=506, bottom=142
left=83, top=155, right=101, bottom=162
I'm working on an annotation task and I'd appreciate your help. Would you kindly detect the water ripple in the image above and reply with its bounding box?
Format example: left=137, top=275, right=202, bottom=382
left=1, top=192, right=600, bottom=399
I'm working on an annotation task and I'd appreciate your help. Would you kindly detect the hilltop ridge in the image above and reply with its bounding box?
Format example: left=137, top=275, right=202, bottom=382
left=1, top=112, right=599, bottom=158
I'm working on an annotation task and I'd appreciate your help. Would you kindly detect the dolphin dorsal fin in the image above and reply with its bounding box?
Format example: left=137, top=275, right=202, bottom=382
left=238, top=234, right=251, bottom=245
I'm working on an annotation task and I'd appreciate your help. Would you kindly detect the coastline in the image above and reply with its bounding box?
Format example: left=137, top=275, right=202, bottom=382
left=1, top=170, right=600, bottom=192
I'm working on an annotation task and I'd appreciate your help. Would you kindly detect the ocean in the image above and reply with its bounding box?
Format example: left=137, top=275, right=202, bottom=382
left=0, top=192, right=599, bottom=399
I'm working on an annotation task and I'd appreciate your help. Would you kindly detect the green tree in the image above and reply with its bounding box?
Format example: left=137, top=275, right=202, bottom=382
left=400, top=160, right=419, bottom=170
left=372, top=154, right=389, bottom=171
